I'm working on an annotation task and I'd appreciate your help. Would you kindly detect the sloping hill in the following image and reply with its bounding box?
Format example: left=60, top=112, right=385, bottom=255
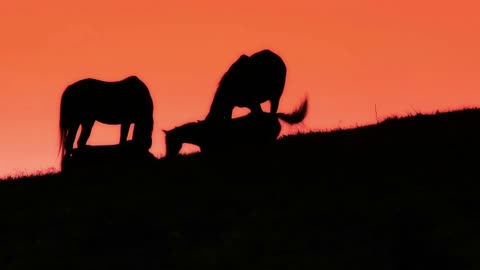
left=1, top=108, right=480, bottom=270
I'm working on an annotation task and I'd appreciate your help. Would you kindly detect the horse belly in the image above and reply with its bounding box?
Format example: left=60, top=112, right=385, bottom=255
left=94, top=103, right=133, bottom=124
left=96, top=117, right=125, bottom=125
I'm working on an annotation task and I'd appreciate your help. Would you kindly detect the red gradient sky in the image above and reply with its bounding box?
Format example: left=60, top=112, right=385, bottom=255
left=1, top=0, right=480, bottom=177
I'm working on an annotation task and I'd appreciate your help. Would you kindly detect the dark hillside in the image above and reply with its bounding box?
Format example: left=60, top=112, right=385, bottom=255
left=1, top=108, right=480, bottom=269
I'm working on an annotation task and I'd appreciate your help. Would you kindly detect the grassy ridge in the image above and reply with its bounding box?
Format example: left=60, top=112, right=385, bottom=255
left=1, top=108, right=480, bottom=269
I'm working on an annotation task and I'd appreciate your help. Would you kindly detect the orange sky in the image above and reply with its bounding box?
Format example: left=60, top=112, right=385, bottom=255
left=1, top=0, right=480, bottom=177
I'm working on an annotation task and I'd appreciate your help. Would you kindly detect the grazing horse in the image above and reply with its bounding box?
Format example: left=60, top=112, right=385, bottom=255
left=165, top=97, right=308, bottom=158
left=205, top=49, right=287, bottom=121
left=58, top=75, right=154, bottom=158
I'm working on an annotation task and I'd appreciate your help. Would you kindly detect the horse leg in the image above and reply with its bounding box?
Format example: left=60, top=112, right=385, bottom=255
left=77, top=120, right=94, bottom=148
left=65, top=123, right=80, bottom=155
left=120, top=122, right=131, bottom=144
left=270, top=97, right=280, bottom=114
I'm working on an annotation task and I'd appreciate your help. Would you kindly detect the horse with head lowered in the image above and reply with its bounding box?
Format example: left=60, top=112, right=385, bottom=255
left=205, top=49, right=287, bottom=121
left=164, top=97, right=308, bottom=158
left=58, top=75, right=154, bottom=159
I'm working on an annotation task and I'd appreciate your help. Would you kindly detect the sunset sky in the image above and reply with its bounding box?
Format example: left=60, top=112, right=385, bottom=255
left=1, top=0, right=480, bottom=177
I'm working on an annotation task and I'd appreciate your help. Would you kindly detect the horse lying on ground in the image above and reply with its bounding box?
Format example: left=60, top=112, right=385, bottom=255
left=58, top=76, right=154, bottom=159
left=164, top=97, right=308, bottom=158
left=205, top=49, right=287, bottom=121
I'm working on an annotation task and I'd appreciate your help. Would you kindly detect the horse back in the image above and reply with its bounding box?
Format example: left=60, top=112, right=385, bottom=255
left=66, top=76, right=151, bottom=101
left=62, top=76, right=153, bottom=123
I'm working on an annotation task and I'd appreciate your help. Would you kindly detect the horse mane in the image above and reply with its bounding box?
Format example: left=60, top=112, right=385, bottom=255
left=205, top=54, right=251, bottom=121
left=217, top=54, right=250, bottom=88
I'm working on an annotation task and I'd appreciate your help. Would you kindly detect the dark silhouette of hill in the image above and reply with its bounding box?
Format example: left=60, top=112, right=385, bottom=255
left=1, top=108, right=480, bottom=270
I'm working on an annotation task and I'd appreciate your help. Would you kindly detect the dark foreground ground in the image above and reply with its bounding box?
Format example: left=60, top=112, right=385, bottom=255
left=1, top=108, right=480, bottom=270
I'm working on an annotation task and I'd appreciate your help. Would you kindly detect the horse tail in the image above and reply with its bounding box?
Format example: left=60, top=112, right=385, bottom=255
left=276, top=96, right=308, bottom=125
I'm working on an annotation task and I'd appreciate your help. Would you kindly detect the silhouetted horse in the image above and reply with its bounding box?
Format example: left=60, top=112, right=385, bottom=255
left=205, top=49, right=287, bottom=121
left=58, top=76, right=154, bottom=158
left=165, top=97, right=308, bottom=158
